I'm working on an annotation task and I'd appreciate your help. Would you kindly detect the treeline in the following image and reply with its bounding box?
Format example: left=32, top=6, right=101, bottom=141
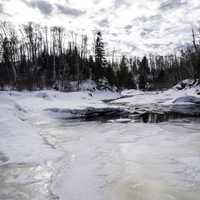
left=0, top=21, right=200, bottom=91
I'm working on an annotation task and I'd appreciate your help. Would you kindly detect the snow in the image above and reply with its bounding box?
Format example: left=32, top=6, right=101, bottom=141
left=78, top=79, right=97, bottom=91
left=173, top=96, right=200, bottom=104
left=173, top=79, right=198, bottom=90
left=0, top=89, right=120, bottom=164
left=50, top=121, right=200, bottom=200
left=1, top=81, right=200, bottom=200
left=114, top=85, right=200, bottom=106
left=108, top=118, right=132, bottom=123
left=0, top=82, right=200, bottom=164
left=121, top=89, right=144, bottom=97
left=0, top=94, right=60, bottom=164
left=0, top=80, right=199, bottom=165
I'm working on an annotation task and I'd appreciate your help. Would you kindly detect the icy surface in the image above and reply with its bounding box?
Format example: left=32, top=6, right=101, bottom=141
left=1, top=88, right=200, bottom=199
left=21, top=120, right=200, bottom=200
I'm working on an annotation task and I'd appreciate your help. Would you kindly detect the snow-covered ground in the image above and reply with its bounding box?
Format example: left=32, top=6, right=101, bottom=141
left=1, top=83, right=200, bottom=199
left=0, top=89, right=121, bottom=199
left=115, top=86, right=200, bottom=106
left=0, top=90, right=120, bottom=164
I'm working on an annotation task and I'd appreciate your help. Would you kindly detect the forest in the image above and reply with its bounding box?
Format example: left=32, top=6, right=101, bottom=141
left=0, top=21, right=200, bottom=91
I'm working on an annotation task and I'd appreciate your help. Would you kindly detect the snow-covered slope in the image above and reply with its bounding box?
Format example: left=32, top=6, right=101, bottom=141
left=0, top=90, right=120, bottom=165
left=0, top=94, right=60, bottom=164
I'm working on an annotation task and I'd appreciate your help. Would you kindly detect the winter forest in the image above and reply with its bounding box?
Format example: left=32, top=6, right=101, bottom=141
left=1, top=21, right=200, bottom=91
left=1, top=1, right=200, bottom=200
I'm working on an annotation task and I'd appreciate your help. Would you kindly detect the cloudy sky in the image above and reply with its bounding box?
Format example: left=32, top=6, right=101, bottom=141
left=0, top=0, right=200, bottom=57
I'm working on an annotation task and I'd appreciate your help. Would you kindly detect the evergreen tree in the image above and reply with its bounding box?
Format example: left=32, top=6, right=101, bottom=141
left=94, top=31, right=106, bottom=82
left=138, top=75, right=146, bottom=90
left=105, top=63, right=116, bottom=86
left=138, top=56, right=149, bottom=90
left=117, top=56, right=136, bottom=89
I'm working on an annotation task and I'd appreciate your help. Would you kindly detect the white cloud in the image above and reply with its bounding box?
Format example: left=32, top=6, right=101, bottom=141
left=1, top=0, right=200, bottom=57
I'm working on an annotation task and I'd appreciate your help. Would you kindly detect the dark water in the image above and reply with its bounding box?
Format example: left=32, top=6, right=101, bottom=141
left=126, top=104, right=200, bottom=123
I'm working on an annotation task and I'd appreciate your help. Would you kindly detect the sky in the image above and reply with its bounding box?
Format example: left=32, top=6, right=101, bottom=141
left=0, top=0, right=200, bottom=57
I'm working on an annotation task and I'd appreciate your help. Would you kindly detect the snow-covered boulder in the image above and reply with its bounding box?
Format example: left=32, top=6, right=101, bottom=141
left=79, top=80, right=97, bottom=91
left=173, top=79, right=198, bottom=90
left=173, top=96, right=200, bottom=104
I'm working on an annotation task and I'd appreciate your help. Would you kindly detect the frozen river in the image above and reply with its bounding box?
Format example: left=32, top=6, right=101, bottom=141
left=1, top=118, right=200, bottom=200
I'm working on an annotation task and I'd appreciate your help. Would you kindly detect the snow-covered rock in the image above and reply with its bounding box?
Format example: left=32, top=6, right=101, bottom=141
left=79, top=80, right=97, bottom=91
left=173, top=96, right=200, bottom=104
left=112, top=80, right=200, bottom=106
left=173, top=79, right=196, bottom=90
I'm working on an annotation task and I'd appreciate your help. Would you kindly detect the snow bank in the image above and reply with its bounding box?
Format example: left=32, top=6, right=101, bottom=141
left=113, top=80, right=200, bottom=106
left=173, top=79, right=198, bottom=90
left=173, top=96, right=200, bottom=104
left=121, top=89, right=144, bottom=97
left=0, top=95, right=60, bottom=164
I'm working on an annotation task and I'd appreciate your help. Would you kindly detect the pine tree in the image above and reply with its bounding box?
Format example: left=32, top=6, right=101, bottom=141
left=138, top=56, right=149, bottom=90
left=94, top=31, right=106, bottom=82
left=117, top=56, right=136, bottom=89
left=118, top=56, right=128, bottom=87
left=105, top=63, right=116, bottom=86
